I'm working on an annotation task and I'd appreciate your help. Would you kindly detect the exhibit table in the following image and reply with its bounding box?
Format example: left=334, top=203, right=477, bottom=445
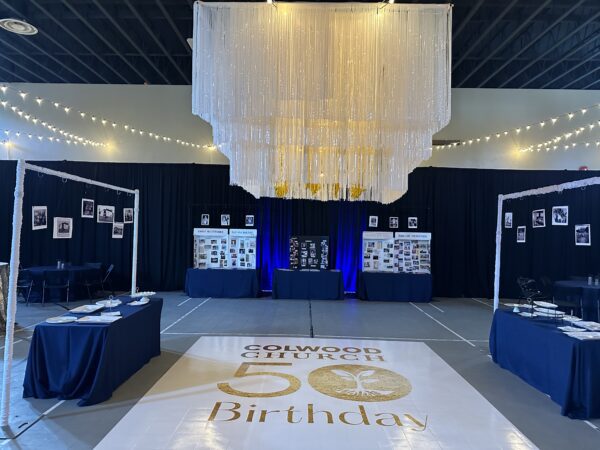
left=23, top=297, right=162, bottom=406
left=272, top=269, right=344, bottom=300
left=25, top=265, right=102, bottom=302
left=489, top=309, right=600, bottom=419
left=184, top=268, right=259, bottom=298
left=554, top=280, right=600, bottom=321
left=357, top=272, right=432, bottom=302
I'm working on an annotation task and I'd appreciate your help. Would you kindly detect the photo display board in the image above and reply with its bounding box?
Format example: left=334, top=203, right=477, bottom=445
left=228, top=229, right=257, bottom=269
left=193, top=228, right=229, bottom=269
left=289, top=236, right=329, bottom=270
left=362, top=231, right=395, bottom=272
left=395, top=232, right=432, bottom=274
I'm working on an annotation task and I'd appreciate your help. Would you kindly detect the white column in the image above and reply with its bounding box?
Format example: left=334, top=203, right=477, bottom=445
left=1, top=160, right=26, bottom=427
left=130, top=189, right=140, bottom=296
left=493, top=194, right=504, bottom=312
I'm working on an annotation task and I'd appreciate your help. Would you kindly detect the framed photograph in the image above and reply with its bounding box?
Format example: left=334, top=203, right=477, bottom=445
left=123, top=208, right=134, bottom=224
left=408, top=217, right=418, bottom=229
left=81, top=198, right=94, bottom=218
left=552, top=206, right=568, bottom=226
left=245, top=215, right=254, bottom=227
left=517, top=226, right=526, bottom=243
left=221, top=214, right=230, bottom=226
left=112, top=222, right=124, bottom=239
left=369, top=216, right=378, bottom=228
left=201, top=214, right=210, bottom=226
left=532, top=209, right=545, bottom=228
left=53, top=217, right=72, bottom=239
left=575, top=224, right=591, bottom=246
left=389, top=217, right=399, bottom=229
left=504, top=212, right=513, bottom=228
left=32, top=206, right=47, bottom=230
left=97, top=205, right=115, bottom=223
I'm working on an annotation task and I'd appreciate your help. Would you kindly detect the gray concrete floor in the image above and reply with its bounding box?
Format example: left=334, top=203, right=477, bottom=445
left=1, top=293, right=599, bottom=449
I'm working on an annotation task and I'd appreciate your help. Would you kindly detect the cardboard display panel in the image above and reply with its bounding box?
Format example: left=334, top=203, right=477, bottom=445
left=228, top=229, right=257, bottom=269
left=193, top=228, right=229, bottom=269
left=362, top=231, right=395, bottom=272
left=395, top=232, right=432, bottom=274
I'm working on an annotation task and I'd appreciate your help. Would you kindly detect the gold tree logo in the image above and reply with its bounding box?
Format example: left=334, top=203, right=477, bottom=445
left=308, top=364, right=411, bottom=402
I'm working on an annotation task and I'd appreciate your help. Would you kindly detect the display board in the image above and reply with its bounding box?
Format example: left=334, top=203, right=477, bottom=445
left=228, top=229, right=257, bottom=269
left=193, top=228, right=229, bottom=269
left=394, top=232, right=432, bottom=274
left=362, top=231, right=395, bottom=272
left=289, top=236, right=329, bottom=270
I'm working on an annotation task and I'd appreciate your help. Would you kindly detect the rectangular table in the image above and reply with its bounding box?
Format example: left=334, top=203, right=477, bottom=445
left=23, top=297, right=163, bottom=406
left=272, top=269, right=344, bottom=300
left=490, top=309, right=600, bottom=419
left=184, top=268, right=259, bottom=298
left=357, top=272, right=432, bottom=302
left=554, top=280, right=600, bottom=321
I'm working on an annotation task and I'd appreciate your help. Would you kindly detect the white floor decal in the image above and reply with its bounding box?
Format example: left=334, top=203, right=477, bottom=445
left=96, top=337, right=535, bottom=449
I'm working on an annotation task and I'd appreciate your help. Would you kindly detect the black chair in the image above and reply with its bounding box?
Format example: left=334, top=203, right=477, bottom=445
left=17, top=270, right=34, bottom=306
left=42, top=270, right=70, bottom=307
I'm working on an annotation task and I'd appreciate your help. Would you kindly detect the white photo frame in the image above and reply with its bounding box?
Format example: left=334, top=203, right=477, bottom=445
left=389, top=217, right=399, bottom=229
left=575, top=224, right=591, bottom=246
left=245, top=215, right=255, bottom=227
left=97, top=205, right=115, bottom=223
left=53, top=217, right=72, bottom=239
left=532, top=209, right=545, bottom=228
left=123, top=208, right=133, bottom=224
left=221, top=214, right=230, bottom=226
left=32, top=206, right=47, bottom=230
left=201, top=214, right=210, bottom=226
left=504, top=212, right=512, bottom=228
left=552, top=206, right=568, bottom=226
left=112, top=222, right=124, bottom=239
left=408, top=217, right=418, bottom=229
left=368, top=216, right=378, bottom=228
left=517, top=226, right=526, bottom=243
left=81, top=198, right=94, bottom=218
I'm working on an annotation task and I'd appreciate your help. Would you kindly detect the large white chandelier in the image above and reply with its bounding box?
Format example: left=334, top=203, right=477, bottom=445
left=192, top=1, right=451, bottom=203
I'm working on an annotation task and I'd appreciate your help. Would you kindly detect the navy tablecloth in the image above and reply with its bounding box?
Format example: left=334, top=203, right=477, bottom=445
left=184, top=268, right=259, bottom=298
left=23, top=297, right=162, bottom=406
left=357, top=272, right=432, bottom=302
left=554, top=280, right=600, bottom=321
left=490, top=309, right=600, bottom=419
left=25, top=265, right=101, bottom=302
left=272, top=269, right=344, bottom=300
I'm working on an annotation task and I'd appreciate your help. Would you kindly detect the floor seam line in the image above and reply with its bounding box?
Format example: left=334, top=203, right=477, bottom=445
left=410, top=302, right=477, bottom=347
left=160, top=297, right=211, bottom=334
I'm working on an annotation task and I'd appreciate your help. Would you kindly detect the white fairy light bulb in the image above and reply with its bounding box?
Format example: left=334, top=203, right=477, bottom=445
left=551, top=118, right=557, bottom=125
left=540, top=121, right=545, bottom=127
left=568, top=113, right=574, bottom=120
left=0, top=101, right=6, bottom=107
left=19, top=91, right=27, bottom=99
left=80, top=112, right=86, bottom=118
left=53, top=102, right=60, bottom=108
left=35, top=97, right=42, bottom=105
left=112, top=122, right=116, bottom=128
left=582, top=109, right=587, bottom=114
left=515, top=128, right=521, bottom=134
left=91, top=116, right=97, bottom=122
left=101, top=119, right=107, bottom=126
left=64, top=107, right=70, bottom=113
left=0, top=86, right=7, bottom=94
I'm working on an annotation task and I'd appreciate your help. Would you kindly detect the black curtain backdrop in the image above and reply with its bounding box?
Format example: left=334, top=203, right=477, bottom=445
left=1, top=160, right=598, bottom=299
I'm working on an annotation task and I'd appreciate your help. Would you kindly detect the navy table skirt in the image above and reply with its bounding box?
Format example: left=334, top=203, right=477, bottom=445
left=490, top=309, right=600, bottom=419
left=357, top=272, right=432, bottom=302
left=25, top=265, right=101, bottom=302
left=554, top=280, right=600, bottom=321
left=185, top=268, right=259, bottom=298
left=272, top=269, right=344, bottom=300
left=23, top=297, right=162, bottom=406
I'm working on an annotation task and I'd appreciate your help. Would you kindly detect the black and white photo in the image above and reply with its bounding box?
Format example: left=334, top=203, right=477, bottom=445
left=408, top=217, right=418, bottom=229
left=124, top=208, right=133, bottom=224
left=97, top=205, right=115, bottom=223
left=112, top=222, right=124, bottom=239
left=221, top=214, right=230, bottom=226
left=369, top=216, right=378, bottom=228
left=53, top=217, right=72, bottom=239
left=201, top=214, right=210, bottom=226
left=517, top=226, right=526, bottom=243
left=552, top=206, right=568, bottom=225
left=504, top=212, right=512, bottom=228
left=575, top=224, right=591, bottom=246
left=389, top=216, right=399, bottom=229
left=81, top=198, right=94, bottom=218
left=32, top=206, right=47, bottom=230
left=245, top=215, right=254, bottom=227
left=532, top=209, right=545, bottom=228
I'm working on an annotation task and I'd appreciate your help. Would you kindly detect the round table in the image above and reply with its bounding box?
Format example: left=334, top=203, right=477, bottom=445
left=25, top=265, right=101, bottom=302
left=554, top=280, right=600, bottom=321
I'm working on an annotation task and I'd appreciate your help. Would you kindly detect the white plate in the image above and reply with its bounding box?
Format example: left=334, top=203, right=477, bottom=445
left=129, top=298, right=150, bottom=306
left=534, top=307, right=565, bottom=315
left=558, top=326, right=583, bottom=332
left=70, top=304, right=104, bottom=314
left=130, top=291, right=156, bottom=298
left=96, top=299, right=122, bottom=308
left=533, top=301, right=558, bottom=308
left=101, top=311, right=121, bottom=316
left=46, top=316, right=78, bottom=324
left=534, top=311, right=562, bottom=318
left=77, top=315, right=121, bottom=323
left=574, top=321, right=600, bottom=331
left=518, top=312, right=537, bottom=317
left=562, top=315, right=582, bottom=322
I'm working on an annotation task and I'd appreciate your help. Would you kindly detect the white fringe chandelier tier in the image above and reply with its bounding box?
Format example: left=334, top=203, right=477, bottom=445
left=192, top=1, right=452, bottom=203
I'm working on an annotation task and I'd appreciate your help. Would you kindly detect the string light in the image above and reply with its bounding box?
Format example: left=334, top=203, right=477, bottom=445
left=517, top=119, right=600, bottom=152
left=433, top=102, right=600, bottom=150
left=0, top=85, right=208, bottom=150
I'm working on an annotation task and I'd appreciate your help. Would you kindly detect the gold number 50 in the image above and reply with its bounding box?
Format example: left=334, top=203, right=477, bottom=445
left=217, top=362, right=301, bottom=398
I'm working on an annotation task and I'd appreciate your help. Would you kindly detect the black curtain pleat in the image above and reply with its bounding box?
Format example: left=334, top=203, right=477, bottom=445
left=1, top=160, right=598, bottom=299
